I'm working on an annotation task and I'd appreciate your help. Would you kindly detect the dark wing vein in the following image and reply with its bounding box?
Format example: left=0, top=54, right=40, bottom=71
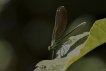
left=52, top=6, right=67, bottom=42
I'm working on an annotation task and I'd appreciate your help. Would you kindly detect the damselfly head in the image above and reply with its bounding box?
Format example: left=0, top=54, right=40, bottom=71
left=48, top=46, right=56, bottom=51
left=48, top=46, right=52, bottom=51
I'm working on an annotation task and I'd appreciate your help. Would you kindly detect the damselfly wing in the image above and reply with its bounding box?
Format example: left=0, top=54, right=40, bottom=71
left=48, top=6, right=67, bottom=51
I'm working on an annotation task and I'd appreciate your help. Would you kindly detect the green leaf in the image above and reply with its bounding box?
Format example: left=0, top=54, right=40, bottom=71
left=66, top=18, right=106, bottom=69
left=34, top=18, right=106, bottom=71
left=0, top=0, right=9, bottom=12
left=34, top=57, right=70, bottom=71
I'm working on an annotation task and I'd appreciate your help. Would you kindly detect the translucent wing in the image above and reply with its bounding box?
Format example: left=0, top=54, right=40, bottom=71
left=52, top=6, right=67, bottom=42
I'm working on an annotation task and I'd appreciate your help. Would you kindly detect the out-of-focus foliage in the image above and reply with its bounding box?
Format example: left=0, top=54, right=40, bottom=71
left=0, top=39, right=15, bottom=71
left=0, top=0, right=9, bottom=12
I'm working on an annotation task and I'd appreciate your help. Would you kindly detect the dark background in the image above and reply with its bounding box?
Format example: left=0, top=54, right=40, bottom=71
left=0, top=0, right=106, bottom=71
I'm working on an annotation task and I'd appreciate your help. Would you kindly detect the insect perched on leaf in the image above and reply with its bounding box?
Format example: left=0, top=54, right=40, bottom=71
left=48, top=6, right=86, bottom=59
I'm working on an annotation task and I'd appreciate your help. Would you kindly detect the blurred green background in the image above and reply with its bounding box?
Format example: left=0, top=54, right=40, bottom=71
left=0, top=0, right=106, bottom=71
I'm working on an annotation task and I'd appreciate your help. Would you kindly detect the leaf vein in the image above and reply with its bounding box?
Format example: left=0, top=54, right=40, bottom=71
left=94, top=24, right=106, bottom=33
left=90, top=33, right=101, bottom=44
